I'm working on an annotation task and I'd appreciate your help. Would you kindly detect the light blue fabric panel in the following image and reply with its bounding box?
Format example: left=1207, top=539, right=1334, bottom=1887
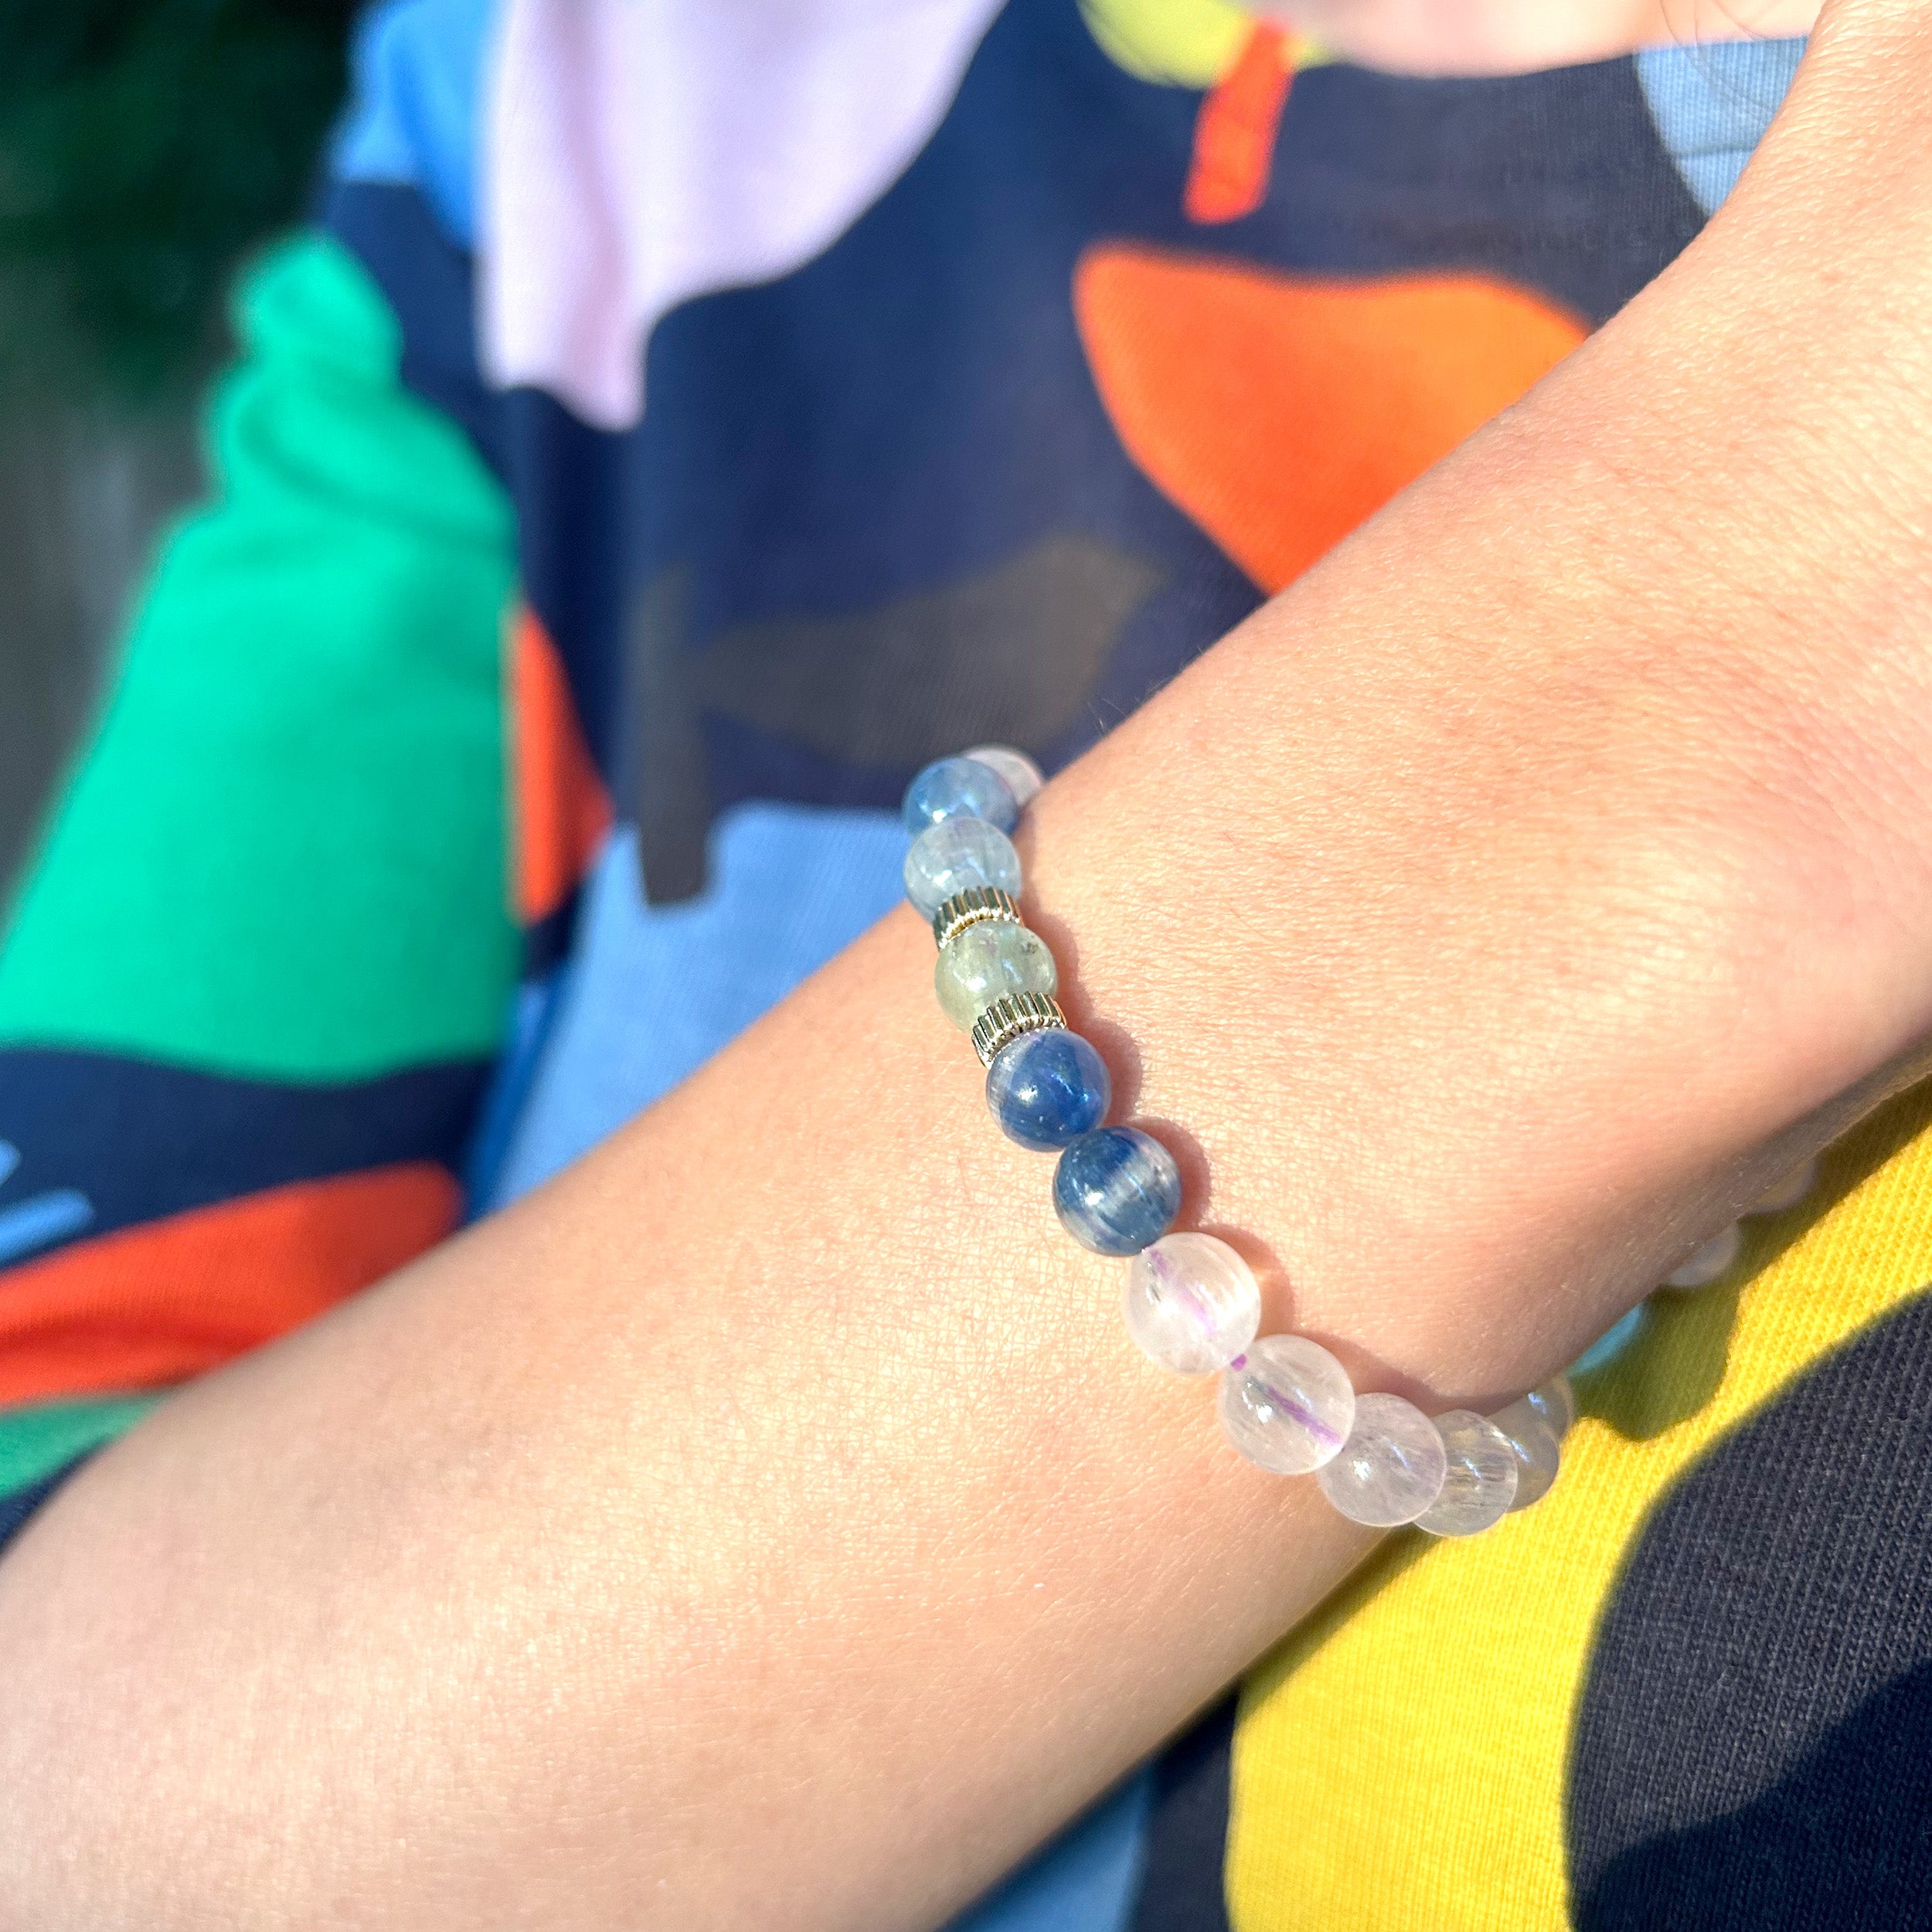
left=944, top=1774, right=1152, bottom=1932
left=490, top=807, right=906, bottom=1202
left=1636, top=36, right=1805, bottom=215
left=329, top=0, right=499, bottom=246
left=461, top=968, right=570, bottom=1214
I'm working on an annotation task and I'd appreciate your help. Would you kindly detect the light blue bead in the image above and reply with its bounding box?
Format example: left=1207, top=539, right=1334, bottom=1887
left=1570, top=1304, right=1648, bottom=1377
left=903, top=818, right=1022, bottom=919
left=902, top=756, right=1020, bottom=837
left=985, top=1031, right=1111, bottom=1151
left=1053, top=1126, right=1182, bottom=1257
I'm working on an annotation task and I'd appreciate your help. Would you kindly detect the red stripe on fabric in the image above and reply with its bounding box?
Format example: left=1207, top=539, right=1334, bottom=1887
left=0, top=1163, right=459, bottom=1406
left=511, top=604, right=614, bottom=923
left=1184, top=25, right=1292, bottom=226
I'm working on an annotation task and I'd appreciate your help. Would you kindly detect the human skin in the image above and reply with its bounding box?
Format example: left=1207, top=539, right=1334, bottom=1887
left=1260, top=0, right=1824, bottom=71
left=3, top=2, right=1932, bottom=1927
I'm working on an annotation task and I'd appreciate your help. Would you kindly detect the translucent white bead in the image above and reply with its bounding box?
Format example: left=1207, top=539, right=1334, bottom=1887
left=963, top=743, right=1046, bottom=809
left=1488, top=1396, right=1563, bottom=1512
left=1664, top=1221, right=1742, bottom=1290
left=903, top=818, right=1022, bottom=919
left=1219, top=1335, right=1355, bottom=1475
left=1316, top=1393, right=1448, bottom=1527
left=1523, top=1374, right=1575, bottom=1441
left=1751, top=1156, right=1818, bottom=1216
left=935, top=922, right=1056, bottom=1029
left=1415, top=1410, right=1519, bottom=1537
left=1123, top=1233, right=1261, bottom=1375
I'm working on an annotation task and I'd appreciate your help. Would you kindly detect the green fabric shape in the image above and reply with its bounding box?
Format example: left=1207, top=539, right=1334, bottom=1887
left=0, top=231, right=519, bottom=1081
left=0, top=1393, right=162, bottom=1497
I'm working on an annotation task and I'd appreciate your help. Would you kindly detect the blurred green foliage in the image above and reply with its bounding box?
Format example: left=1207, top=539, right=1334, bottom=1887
left=0, top=0, right=356, bottom=410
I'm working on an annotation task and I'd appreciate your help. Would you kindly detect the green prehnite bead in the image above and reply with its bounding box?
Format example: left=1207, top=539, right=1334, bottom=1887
left=934, top=922, right=1057, bottom=1030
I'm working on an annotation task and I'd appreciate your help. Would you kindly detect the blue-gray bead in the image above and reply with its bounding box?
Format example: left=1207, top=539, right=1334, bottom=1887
left=901, top=756, right=1021, bottom=837
left=903, top=818, right=1022, bottom=919
left=1569, top=1304, right=1648, bottom=1378
left=985, top=1031, right=1111, bottom=1151
left=1053, top=1127, right=1182, bottom=1257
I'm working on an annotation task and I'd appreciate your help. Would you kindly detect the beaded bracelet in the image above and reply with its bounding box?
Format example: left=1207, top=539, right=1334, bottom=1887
left=900, top=746, right=1574, bottom=1537
left=1569, top=1155, right=1820, bottom=1377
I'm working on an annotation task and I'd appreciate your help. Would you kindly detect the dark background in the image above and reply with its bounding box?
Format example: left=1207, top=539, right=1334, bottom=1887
left=0, top=0, right=355, bottom=899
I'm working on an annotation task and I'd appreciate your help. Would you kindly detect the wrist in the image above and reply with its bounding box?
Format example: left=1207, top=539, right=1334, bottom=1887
left=1022, top=333, right=1930, bottom=1406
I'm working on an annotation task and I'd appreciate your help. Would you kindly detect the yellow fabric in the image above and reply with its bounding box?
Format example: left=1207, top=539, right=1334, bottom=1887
left=1078, top=0, right=1255, bottom=86
left=1226, top=1080, right=1932, bottom=1930
left=1077, top=0, right=1330, bottom=87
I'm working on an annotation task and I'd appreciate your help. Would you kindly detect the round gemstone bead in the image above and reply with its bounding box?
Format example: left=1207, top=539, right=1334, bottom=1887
left=1053, top=1126, right=1182, bottom=1256
left=1317, top=1393, right=1448, bottom=1527
left=1124, top=1233, right=1261, bottom=1375
left=985, top=1030, right=1111, bottom=1151
left=936, top=921, right=1057, bottom=1031
left=1752, top=1156, right=1818, bottom=1216
left=901, top=755, right=1021, bottom=837
left=962, top=743, right=1045, bottom=809
left=1664, top=1221, right=1742, bottom=1290
left=1523, top=1374, right=1575, bottom=1441
left=903, top=818, right=1022, bottom=920
left=1488, top=1396, right=1563, bottom=1512
left=1415, top=1409, right=1519, bottom=1537
left=1570, top=1304, right=1646, bottom=1378
left=1219, top=1334, right=1354, bottom=1472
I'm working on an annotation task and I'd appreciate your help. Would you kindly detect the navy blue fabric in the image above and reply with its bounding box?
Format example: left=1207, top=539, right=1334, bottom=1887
left=1571, top=1293, right=1932, bottom=1930
left=1128, top=1696, right=1236, bottom=1932
left=0, top=1455, right=93, bottom=1559
left=324, top=179, right=508, bottom=479
left=323, top=179, right=638, bottom=801
left=0, top=1049, right=489, bottom=1258
left=625, top=0, right=1254, bottom=865
left=1264, top=54, right=1701, bottom=322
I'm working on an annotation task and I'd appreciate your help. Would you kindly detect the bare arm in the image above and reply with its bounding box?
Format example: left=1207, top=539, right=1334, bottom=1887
left=5, top=8, right=1932, bottom=1927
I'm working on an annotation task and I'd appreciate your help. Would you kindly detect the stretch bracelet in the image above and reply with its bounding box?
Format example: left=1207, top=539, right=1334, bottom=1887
left=1569, top=1155, right=1820, bottom=1376
left=900, top=746, right=1573, bottom=1536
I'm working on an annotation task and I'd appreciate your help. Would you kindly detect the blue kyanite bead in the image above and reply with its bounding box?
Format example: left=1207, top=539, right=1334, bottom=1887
left=1053, top=1126, right=1182, bottom=1257
left=985, top=1030, right=1111, bottom=1151
left=901, top=756, right=1021, bottom=838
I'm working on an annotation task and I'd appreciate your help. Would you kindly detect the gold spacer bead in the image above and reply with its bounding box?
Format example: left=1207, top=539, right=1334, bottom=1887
left=971, top=991, right=1067, bottom=1068
left=932, top=886, right=1022, bottom=950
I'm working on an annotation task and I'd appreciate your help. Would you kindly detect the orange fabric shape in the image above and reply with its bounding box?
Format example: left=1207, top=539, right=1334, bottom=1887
left=510, top=604, right=615, bottom=923
left=1184, top=24, right=1291, bottom=226
left=0, top=1163, right=460, bottom=1406
left=1075, top=247, right=1587, bottom=593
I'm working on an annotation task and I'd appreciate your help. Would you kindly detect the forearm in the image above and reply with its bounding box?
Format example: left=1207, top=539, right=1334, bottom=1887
left=7, top=9, right=1932, bottom=1927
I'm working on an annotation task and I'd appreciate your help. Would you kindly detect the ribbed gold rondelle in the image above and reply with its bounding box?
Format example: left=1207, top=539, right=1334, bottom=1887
left=971, top=990, right=1067, bottom=1067
left=932, top=886, right=1022, bottom=950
